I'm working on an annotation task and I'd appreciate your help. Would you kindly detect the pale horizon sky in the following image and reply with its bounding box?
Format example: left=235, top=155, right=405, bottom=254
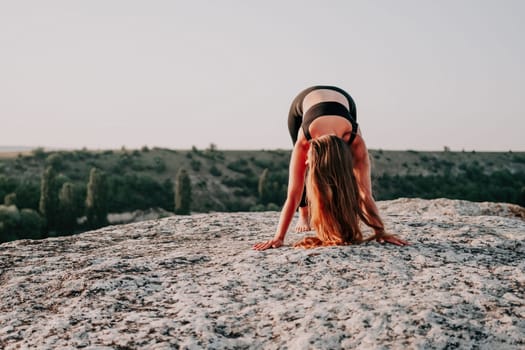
left=1, top=0, right=524, bottom=151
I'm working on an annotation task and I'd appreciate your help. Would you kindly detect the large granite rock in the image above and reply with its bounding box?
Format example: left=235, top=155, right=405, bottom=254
left=1, top=198, right=524, bottom=349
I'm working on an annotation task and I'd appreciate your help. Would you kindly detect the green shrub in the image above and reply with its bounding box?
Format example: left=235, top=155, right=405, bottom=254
left=266, top=203, right=280, bottom=211
left=154, top=157, right=167, bottom=173
left=0, top=205, right=43, bottom=241
left=39, top=166, right=59, bottom=233
left=46, top=153, right=64, bottom=170
left=57, top=182, right=78, bottom=234
left=191, top=145, right=202, bottom=156
left=190, top=159, right=202, bottom=172
left=512, top=154, right=525, bottom=164
left=106, top=175, right=173, bottom=212
left=117, top=154, right=134, bottom=169
left=31, top=147, right=47, bottom=160
left=222, top=198, right=248, bottom=212
left=250, top=204, right=266, bottom=212
left=130, top=162, right=147, bottom=171
left=196, top=180, right=207, bottom=189
left=233, top=188, right=249, bottom=196
left=86, top=168, right=108, bottom=229
left=226, top=158, right=256, bottom=178
left=4, top=193, right=16, bottom=206
left=71, top=149, right=91, bottom=160
left=258, top=168, right=269, bottom=203
left=13, top=159, right=25, bottom=171
left=175, top=169, right=192, bottom=215
left=209, top=165, right=222, bottom=177
left=0, top=175, right=17, bottom=203
left=18, top=209, right=44, bottom=240
left=201, top=143, right=225, bottom=161
left=251, top=158, right=272, bottom=169
left=0, top=204, right=21, bottom=242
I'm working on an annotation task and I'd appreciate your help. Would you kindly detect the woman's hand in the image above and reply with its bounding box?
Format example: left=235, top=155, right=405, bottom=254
left=252, top=238, right=283, bottom=251
left=376, top=234, right=409, bottom=246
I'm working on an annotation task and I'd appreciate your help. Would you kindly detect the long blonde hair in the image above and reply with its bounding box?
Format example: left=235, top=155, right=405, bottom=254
left=294, top=135, right=384, bottom=248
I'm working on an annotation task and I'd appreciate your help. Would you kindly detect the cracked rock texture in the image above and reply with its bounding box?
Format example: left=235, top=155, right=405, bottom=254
left=0, top=198, right=524, bottom=349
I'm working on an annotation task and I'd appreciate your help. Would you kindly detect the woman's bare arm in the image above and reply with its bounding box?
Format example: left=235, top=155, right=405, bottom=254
left=351, top=132, right=408, bottom=246
left=252, top=138, right=309, bottom=250
left=350, top=135, right=384, bottom=232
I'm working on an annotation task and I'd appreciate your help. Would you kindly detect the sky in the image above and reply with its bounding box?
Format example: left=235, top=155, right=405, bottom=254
left=0, top=0, right=524, bottom=151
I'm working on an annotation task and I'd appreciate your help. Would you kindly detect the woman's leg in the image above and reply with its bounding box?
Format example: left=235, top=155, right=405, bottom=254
left=287, top=106, right=310, bottom=231
left=287, top=107, right=308, bottom=208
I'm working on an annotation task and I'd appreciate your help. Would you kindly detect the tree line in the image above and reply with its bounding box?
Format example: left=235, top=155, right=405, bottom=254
left=0, top=163, right=192, bottom=243
left=373, top=163, right=525, bottom=205
left=1, top=148, right=524, bottom=243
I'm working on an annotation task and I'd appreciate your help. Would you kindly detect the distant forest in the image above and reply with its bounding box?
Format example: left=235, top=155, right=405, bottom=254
left=1, top=146, right=524, bottom=243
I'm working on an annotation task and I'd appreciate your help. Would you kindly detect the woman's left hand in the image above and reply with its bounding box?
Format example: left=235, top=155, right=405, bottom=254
left=252, top=238, right=284, bottom=251
left=376, top=235, right=409, bottom=246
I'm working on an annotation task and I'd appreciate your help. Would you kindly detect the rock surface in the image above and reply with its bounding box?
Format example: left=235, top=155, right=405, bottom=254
left=0, top=198, right=524, bottom=349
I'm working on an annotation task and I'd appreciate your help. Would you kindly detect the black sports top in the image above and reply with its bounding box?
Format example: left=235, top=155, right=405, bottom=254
left=289, top=85, right=359, bottom=144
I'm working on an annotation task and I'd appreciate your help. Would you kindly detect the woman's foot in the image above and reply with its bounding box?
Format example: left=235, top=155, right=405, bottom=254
left=295, top=206, right=311, bottom=232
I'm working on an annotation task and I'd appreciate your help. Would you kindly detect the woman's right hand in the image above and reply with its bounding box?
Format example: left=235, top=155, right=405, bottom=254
left=376, top=234, right=409, bottom=246
left=252, top=238, right=283, bottom=251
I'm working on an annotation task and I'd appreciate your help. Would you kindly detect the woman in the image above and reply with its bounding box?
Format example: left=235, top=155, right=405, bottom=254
left=252, top=85, right=408, bottom=250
